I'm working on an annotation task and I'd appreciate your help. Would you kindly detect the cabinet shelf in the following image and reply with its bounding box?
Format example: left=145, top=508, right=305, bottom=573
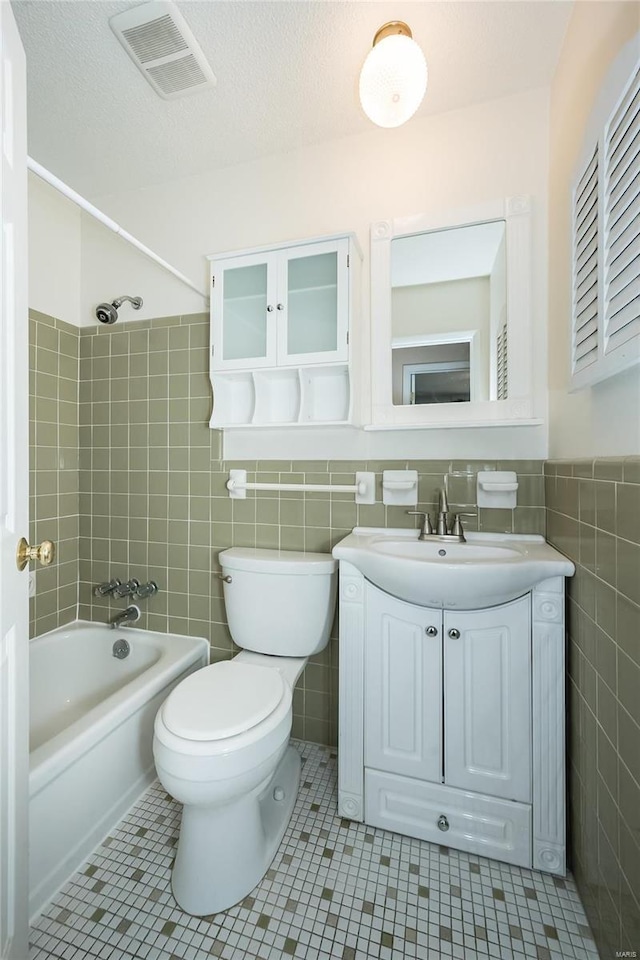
left=210, top=364, right=351, bottom=428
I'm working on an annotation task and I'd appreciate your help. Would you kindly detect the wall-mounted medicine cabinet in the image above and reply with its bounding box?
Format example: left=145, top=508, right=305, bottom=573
left=208, top=234, right=361, bottom=428
left=368, top=196, right=540, bottom=430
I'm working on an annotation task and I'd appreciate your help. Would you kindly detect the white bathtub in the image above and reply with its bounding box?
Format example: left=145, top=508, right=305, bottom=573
left=29, top=620, right=208, bottom=920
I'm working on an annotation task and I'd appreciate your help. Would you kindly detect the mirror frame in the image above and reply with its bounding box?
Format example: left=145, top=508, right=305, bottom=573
left=368, top=196, right=535, bottom=429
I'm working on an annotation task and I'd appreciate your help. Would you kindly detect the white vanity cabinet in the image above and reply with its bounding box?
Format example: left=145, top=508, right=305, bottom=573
left=337, top=566, right=568, bottom=875
left=364, top=587, right=442, bottom=783
left=443, top=599, right=531, bottom=802
left=208, top=235, right=360, bottom=428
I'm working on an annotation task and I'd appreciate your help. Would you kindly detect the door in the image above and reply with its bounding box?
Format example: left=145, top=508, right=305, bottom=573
left=444, top=596, right=531, bottom=802
left=0, top=4, right=29, bottom=957
left=364, top=584, right=441, bottom=783
left=276, top=239, right=349, bottom=366
left=210, top=251, right=278, bottom=370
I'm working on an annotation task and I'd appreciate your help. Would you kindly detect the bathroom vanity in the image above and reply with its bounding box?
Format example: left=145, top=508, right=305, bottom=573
left=333, top=528, right=574, bottom=875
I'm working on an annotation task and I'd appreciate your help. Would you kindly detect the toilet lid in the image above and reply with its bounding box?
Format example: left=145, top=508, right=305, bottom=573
left=162, top=661, right=286, bottom=741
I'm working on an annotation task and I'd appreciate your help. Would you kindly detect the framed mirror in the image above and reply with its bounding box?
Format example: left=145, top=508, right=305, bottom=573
left=368, top=196, right=536, bottom=429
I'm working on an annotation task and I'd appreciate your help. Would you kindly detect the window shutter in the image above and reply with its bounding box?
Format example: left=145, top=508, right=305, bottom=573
left=571, top=145, right=599, bottom=374
left=603, top=64, right=640, bottom=355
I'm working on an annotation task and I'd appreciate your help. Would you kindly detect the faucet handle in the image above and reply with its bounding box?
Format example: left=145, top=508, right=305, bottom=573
left=406, top=511, right=434, bottom=535
left=114, top=578, right=140, bottom=598
left=136, top=580, right=158, bottom=599
left=94, top=578, right=121, bottom=597
left=451, top=513, right=477, bottom=537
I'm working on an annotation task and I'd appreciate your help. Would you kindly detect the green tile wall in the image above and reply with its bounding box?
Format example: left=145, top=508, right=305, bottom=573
left=28, top=311, right=545, bottom=746
left=72, top=312, right=545, bottom=746
left=29, top=311, right=80, bottom=637
left=26, top=310, right=640, bottom=948
left=546, top=458, right=640, bottom=957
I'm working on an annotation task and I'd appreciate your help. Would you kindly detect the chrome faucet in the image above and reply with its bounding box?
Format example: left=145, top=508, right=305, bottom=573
left=436, top=488, right=449, bottom=536
left=109, top=604, right=141, bottom=629
left=406, top=488, right=476, bottom=543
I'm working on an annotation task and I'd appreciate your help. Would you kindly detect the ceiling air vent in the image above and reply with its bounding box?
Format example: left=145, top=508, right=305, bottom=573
left=109, top=1, right=216, bottom=100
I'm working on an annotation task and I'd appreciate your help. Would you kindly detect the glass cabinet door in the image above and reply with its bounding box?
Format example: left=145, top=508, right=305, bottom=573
left=277, top=239, right=349, bottom=365
left=211, top=253, right=277, bottom=370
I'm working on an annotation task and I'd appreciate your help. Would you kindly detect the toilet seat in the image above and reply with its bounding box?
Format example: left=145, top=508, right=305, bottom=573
left=162, top=661, right=286, bottom=741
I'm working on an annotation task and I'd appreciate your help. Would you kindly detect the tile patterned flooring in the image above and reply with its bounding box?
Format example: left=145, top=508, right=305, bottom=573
left=30, top=742, right=600, bottom=960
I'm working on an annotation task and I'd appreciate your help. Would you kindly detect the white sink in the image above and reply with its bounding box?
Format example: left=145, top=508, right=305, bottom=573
left=332, top=527, right=575, bottom=609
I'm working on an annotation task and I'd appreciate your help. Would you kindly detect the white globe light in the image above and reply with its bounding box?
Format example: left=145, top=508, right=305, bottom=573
left=359, top=32, right=428, bottom=129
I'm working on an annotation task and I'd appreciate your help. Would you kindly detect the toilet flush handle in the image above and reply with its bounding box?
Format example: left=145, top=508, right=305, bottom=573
left=216, top=573, right=232, bottom=583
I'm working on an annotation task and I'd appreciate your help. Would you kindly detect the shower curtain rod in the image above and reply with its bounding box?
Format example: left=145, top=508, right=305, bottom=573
left=27, top=157, right=209, bottom=302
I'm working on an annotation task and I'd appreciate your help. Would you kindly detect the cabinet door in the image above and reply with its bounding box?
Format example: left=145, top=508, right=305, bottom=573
left=276, top=239, right=349, bottom=366
left=364, top=584, right=442, bottom=783
left=444, top=596, right=531, bottom=802
left=211, top=252, right=278, bottom=370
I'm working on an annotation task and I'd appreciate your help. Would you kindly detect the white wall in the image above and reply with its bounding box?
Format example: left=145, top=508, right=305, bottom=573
left=80, top=213, right=206, bottom=327
left=392, top=278, right=490, bottom=341
left=28, top=174, right=82, bottom=326
left=392, top=278, right=490, bottom=402
left=548, top=3, right=640, bottom=457
left=80, top=87, right=550, bottom=459
left=29, top=86, right=550, bottom=459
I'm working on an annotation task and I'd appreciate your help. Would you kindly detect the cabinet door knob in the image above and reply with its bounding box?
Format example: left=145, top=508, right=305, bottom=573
left=267, top=304, right=274, bottom=312
left=448, top=628, right=460, bottom=639
left=437, top=814, right=450, bottom=832
left=425, top=626, right=438, bottom=637
left=277, top=302, right=285, bottom=310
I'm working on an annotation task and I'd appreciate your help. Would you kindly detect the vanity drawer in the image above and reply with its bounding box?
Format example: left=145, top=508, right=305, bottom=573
left=364, top=768, right=532, bottom=868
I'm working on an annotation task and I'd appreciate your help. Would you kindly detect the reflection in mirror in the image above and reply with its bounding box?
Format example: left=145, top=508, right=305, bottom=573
left=391, top=221, right=506, bottom=405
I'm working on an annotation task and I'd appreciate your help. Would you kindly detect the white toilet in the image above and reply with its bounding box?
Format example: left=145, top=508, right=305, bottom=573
left=152, top=547, right=337, bottom=916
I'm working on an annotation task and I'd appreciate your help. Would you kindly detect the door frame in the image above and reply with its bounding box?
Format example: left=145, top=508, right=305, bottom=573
left=0, top=3, right=29, bottom=957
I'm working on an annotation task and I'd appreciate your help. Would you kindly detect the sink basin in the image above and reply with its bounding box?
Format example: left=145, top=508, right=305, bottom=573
left=333, top=528, right=575, bottom=609
left=371, top=540, right=523, bottom=563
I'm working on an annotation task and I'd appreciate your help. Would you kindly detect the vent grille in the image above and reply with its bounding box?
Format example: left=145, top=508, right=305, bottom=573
left=122, top=16, right=188, bottom=64
left=572, top=144, right=600, bottom=373
left=147, top=55, right=208, bottom=95
left=110, top=1, right=216, bottom=101
left=603, top=63, right=640, bottom=355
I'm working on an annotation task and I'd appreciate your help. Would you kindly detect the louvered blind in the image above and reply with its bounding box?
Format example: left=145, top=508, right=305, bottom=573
left=572, top=145, right=599, bottom=373
left=603, top=64, right=640, bottom=355
left=496, top=319, right=508, bottom=400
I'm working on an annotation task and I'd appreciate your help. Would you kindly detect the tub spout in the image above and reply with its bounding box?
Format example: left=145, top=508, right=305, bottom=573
left=110, top=604, right=141, bottom=629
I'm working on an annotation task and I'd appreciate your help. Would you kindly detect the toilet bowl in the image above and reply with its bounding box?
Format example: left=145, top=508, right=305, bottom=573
left=152, top=548, right=337, bottom=916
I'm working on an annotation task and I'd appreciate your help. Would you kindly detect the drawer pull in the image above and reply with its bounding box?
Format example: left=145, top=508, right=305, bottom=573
left=437, top=814, right=450, bottom=832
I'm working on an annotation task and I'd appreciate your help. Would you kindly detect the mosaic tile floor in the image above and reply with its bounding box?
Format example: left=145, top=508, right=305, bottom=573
left=30, top=742, right=599, bottom=960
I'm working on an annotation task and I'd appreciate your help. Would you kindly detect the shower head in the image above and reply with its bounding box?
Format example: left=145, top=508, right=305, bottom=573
left=95, top=295, right=143, bottom=324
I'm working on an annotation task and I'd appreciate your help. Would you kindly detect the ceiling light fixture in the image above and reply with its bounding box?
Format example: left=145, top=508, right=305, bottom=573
left=359, top=21, right=428, bottom=129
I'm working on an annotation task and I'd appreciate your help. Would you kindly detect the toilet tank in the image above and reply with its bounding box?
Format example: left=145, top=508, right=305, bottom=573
left=218, top=548, right=337, bottom=657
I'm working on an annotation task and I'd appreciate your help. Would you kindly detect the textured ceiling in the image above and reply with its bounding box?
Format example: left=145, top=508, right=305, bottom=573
left=13, top=0, right=573, bottom=198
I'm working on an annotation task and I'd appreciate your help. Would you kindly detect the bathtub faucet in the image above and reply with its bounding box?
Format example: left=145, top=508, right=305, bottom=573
left=114, top=578, right=140, bottom=599
left=110, top=604, right=141, bottom=629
